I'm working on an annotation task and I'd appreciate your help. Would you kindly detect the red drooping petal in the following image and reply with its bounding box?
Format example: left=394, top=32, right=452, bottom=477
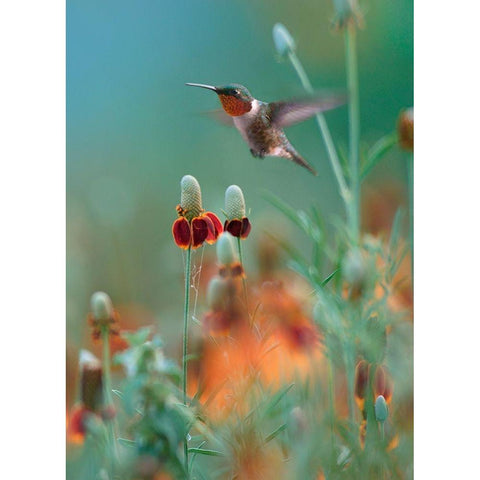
left=191, top=217, right=210, bottom=248
left=68, top=404, right=90, bottom=442
left=224, top=217, right=251, bottom=238
left=224, top=219, right=243, bottom=237
left=240, top=217, right=251, bottom=238
left=172, top=217, right=191, bottom=249
left=204, top=212, right=223, bottom=243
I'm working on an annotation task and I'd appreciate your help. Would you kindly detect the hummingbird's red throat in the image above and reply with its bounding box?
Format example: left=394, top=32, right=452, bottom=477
left=218, top=94, right=252, bottom=116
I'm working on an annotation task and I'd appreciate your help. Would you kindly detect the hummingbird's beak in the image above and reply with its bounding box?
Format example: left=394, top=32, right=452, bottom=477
left=185, top=82, right=217, bottom=92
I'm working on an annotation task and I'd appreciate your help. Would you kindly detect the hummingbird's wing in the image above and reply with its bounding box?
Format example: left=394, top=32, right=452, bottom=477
left=203, top=109, right=235, bottom=126
left=268, top=95, right=346, bottom=128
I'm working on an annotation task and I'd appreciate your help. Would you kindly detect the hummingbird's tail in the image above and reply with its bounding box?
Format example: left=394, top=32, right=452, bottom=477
left=283, top=145, right=318, bottom=176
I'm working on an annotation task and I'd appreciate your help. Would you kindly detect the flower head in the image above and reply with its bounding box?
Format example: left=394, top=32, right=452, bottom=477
left=217, top=232, right=245, bottom=278
left=88, top=291, right=119, bottom=340
left=224, top=185, right=251, bottom=239
left=172, top=175, right=222, bottom=249
left=331, top=0, right=364, bottom=31
left=272, top=23, right=296, bottom=58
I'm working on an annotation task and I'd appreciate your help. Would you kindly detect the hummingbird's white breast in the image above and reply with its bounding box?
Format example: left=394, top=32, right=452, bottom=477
left=232, top=99, right=265, bottom=149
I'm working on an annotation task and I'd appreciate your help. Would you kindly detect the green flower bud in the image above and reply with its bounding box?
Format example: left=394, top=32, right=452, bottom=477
left=216, top=232, right=238, bottom=266
left=332, top=0, right=363, bottom=31
left=374, top=395, right=388, bottom=423
left=180, top=175, right=203, bottom=221
left=207, top=276, right=228, bottom=311
left=90, top=291, right=114, bottom=321
left=225, top=185, right=246, bottom=220
left=273, top=23, right=296, bottom=57
left=342, top=248, right=366, bottom=288
left=287, top=406, right=308, bottom=438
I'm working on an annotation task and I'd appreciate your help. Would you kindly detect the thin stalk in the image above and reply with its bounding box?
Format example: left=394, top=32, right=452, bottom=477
left=344, top=346, right=356, bottom=424
left=183, top=245, right=192, bottom=477
left=326, top=355, right=336, bottom=460
left=236, top=237, right=250, bottom=317
left=287, top=51, right=350, bottom=207
left=344, top=25, right=361, bottom=244
left=101, top=325, right=117, bottom=472
left=407, top=153, right=414, bottom=279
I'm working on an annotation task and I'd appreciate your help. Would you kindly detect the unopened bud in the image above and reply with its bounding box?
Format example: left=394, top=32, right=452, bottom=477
left=287, top=406, right=308, bottom=437
left=225, top=185, right=246, bottom=220
left=397, top=108, right=414, bottom=152
left=216, top=232, right=238, bottom=266
left=354, top=360, right=369, bottom=404
left=332, top=0, right=364, bottom=31
left=207, top=276, right=228, bottom=311
left=374, top=395, right=388, bottom=422
left=79, top=350, right=103, bottom=411
left=273, top=23, right=296, bottom=57
left=342, top=248, right=367, bottom=294
left=90, top=292, right=114, bottom=321
left=180, top=175, right=203, bottom=221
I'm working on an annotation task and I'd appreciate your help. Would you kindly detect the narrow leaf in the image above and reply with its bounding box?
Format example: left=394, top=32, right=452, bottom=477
left=188, top=448, right=225, bottom=457
left=361, top=132, right=398, bottom=181
left=263, top=383, right=295, bottom=418
left=117, top=438, right=135, bottom=448
left=321, top=268, right=340, bottom=287
left=265, top=423, right=287, bottom=443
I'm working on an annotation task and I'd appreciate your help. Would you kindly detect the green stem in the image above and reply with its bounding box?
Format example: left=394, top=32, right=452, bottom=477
left=287, top=51, right=350, bottom=207
left=236, top=237, right=250, bottom=317
left=101, top=325, right=117, bottom=471
left=327, top=355, right=336, bottom=460
left=345, top=347, right=356, bottom=424
left=345, top=25, right=361, bottom=245
left=183, top=246, right=192, bottom=477
left=407, top=153, right=414, bottom=279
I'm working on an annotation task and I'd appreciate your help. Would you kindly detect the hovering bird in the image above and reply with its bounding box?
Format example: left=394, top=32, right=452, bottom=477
left=186, top=82, right=345, bottom=175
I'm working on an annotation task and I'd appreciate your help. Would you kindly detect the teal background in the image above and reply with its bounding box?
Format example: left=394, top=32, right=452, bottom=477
left=67, top=0, right=413, bottom=357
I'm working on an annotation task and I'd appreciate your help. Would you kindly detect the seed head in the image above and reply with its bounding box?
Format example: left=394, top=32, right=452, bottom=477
left=180, top=175, right=203, bottom=221
left=216, top=232, right=238, bottom=266
left=225, top=185, right=246, bottom=220
left=273, top=23, right=296, bottom=57
left=90, top=292, right=114, bottom=321
left=374, top=395, right=389, bottom=422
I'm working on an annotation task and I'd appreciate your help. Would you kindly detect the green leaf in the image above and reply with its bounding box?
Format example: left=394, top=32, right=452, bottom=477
left=265, top=423, right=287, bottom=443
left=262, top=190, right=308, bottom=233
left=321, top=268, right=340, bottom=287
left=120, top=326, right=152, bottom=347
left=117, top=437, right=135, bottom=448
left=112, top=389, right=123, bottom=398
left=188, top=448, right=225, bottom=457
left=361, top=132, right=398, bottom=181
left=262, top=383, right=295, bottom=418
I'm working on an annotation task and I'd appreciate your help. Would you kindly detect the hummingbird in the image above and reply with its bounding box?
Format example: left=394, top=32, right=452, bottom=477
left=186, top=82, right=345, bottom=175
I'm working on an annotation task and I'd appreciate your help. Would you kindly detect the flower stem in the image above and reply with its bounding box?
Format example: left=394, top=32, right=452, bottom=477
left=100, top=325, right=117, bottom=472
left=236, top=237, right=250, bottom=316
left=287, top=51, right=350, bottom=207
left=183, top=245, right=192, bottom=477
left=344, top=345, right=356, bottom=424
left=407, top=152, right=414, bottom=279
left=345, top=25, right=361, bottom=245
left=327, top=355, right=336, bottom=457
